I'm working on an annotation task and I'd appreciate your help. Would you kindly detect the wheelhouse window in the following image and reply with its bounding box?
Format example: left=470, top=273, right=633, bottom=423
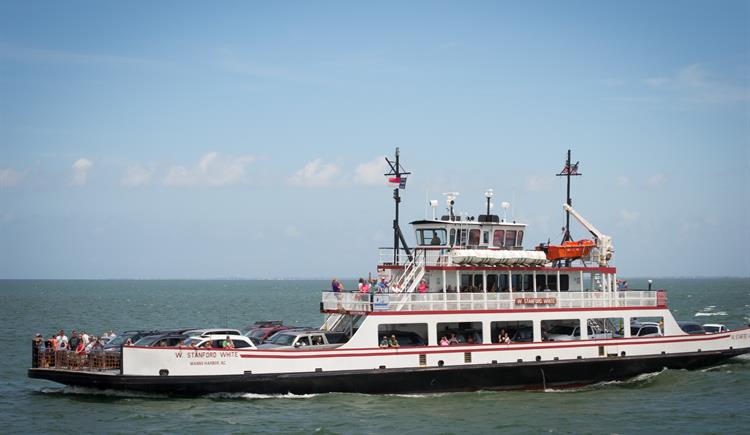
left=504, top=230, right=517, bottom=248
left=468, top=229, right=480, bottom=246
left=482, top=231, right=490, bottom=244
left=417, top=228, right=447, bottom=246
left=493, top=230, right=505, bottom=247
left=517, top=230, right=524, bottom=246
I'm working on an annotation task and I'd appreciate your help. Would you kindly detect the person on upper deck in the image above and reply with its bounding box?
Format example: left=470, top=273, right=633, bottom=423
left=439, top=336, right=450, bottom=346
left=449, top=333, right=460, bottom=345
left=358, top=278, right=370, bottom=293
left=331, top=278, right=342, bottom=292
left=377, top=277, right=389, bottom=292
left=417, top=279, right=428, bottom=293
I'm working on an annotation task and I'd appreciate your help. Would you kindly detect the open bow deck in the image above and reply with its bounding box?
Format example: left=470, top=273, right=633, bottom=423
left=29, top=149, right=750, bottom=395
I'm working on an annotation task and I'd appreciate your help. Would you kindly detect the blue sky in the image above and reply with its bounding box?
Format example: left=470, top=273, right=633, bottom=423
left=1, top=1, right=748, bottom=278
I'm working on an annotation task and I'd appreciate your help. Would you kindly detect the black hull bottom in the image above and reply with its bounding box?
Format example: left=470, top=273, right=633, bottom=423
left=29, top=348, right=749, bottom=396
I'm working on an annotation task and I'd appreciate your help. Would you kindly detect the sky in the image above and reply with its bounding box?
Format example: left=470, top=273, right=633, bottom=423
left=1, top=1, right=748, bottom=278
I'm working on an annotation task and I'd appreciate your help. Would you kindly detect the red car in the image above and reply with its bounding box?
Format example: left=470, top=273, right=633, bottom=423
left=243, top=321, right=291, bottom=345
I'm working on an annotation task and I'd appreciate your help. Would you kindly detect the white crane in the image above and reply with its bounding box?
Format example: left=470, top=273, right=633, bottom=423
left=563, top=203, right=613, bottom=267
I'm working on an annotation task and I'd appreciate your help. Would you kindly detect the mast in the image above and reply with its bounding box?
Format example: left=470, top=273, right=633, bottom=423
left=385, top=148, right=412, bottom=265
left=556, top=149, right=582, bottom=244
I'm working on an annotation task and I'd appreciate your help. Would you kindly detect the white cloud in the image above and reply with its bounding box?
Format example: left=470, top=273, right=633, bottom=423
left=0, top=168, right=25, bottom=188
left=524, top=175, right=551, bottom=192
left=121, top=164, right=154, bottom=187
left=620, top=209, right=640, bottom=223
left=164, top=152, right=255, bottom=187
left=353, top=156, right=388, bottom=186
left=288, top=158, right=341, bottom=187
left=284, top=225, right=301, bottom=238
left=645, top=64, right=750, bottom=103
left=71, top=158, right=93, bottom=186
left=616, top=175, right=631, bottom=188
left=647, top=173, right=667, bottom=188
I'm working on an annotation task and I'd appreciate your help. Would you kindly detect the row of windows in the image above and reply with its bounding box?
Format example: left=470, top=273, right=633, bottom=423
left=416, top=228, right=524, bottom=248
left=377, top=317, right=664, bottom=346
left=459, top=273, right=570, bottom=292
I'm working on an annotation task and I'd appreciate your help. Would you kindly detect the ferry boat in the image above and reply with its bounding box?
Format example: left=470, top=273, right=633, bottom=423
left=28, top=149, right=750, bottom=395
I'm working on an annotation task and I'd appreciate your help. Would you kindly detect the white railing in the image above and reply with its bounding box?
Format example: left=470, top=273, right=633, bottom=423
left=321, top=290, right=662, bottom=313
left=379, top=248, right=450, bottom=267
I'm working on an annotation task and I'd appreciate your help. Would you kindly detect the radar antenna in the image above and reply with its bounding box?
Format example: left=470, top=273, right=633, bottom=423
left=385, top=148, right=412, bottom=265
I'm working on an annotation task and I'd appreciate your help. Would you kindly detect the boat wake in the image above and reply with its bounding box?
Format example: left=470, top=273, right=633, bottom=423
left=543, top=369, right=667, bottom=393
left=694, top=311, right=727, bottom=317
left=206, top=392, right=319, bottom=400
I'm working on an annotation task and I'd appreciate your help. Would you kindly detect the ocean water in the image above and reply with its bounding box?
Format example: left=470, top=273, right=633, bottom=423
left=2, top=278, right=749, bottom=434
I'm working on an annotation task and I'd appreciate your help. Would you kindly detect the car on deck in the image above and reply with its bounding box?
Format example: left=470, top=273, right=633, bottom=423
left=256, top=329, right=348, bottom=349
left=181, top=334, right=257, bottom=349
left=702, top=323, right=729, bottom=333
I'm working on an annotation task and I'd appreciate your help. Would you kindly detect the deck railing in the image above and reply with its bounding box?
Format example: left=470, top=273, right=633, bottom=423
left=31, top=347, right=122, bottom=371
left=321, top=290, right=663, bottom=313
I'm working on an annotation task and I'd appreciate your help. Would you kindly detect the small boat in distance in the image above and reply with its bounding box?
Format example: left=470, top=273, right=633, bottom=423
left=28, top=149, right=750, bottom=396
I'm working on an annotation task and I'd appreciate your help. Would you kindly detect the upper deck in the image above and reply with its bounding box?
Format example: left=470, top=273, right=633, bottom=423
left=322, top=289, right=666, bottom=315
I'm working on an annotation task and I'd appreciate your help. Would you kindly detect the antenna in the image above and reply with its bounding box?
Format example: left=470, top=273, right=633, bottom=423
left=384, top=148, right=412, bottom=265
left=484, top=189, right=494, bottom=217
left=443, top=192, right=459, bottom=220
left=556, top=149, right=582, bottom=243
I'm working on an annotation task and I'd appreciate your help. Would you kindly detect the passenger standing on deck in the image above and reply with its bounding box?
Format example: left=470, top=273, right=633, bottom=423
left=69, top=330, right=80, bottom=351
left=358, top=278, right=370, bottom=293
left=417, top=279, right=428, bottom=293
left=222, top=336, right=235, bottom=349
left=439, top=336, right=450, bottom=346
left=377, top=277, right=389, bottom=292
left=331, top=278, right=342, bottom=292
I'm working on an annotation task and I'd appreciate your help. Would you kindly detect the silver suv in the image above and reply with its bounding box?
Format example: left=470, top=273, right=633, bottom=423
left=257, top=330, right=347, bottom=349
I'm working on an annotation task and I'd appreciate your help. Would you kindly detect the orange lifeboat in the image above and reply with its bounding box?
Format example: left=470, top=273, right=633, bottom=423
left=544, top=239, right=595, bottom=261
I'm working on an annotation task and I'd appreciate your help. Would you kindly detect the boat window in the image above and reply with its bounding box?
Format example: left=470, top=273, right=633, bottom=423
left=468, top=229, right=480, bottom=246
left=497, top=274, right=509, bottom=292
left=511, top=274, right=521, bottom=292
left=460, top=274, right=472, bottom=292
left=295, top=336, right=311, bottom=347
left=459, top=229, right=467, bottom=246
left=417, top=229, right=447, bottom=246
left=587, top=318, right=624, bottom=340
left=523, top=274, right=534, bottom=291
left=491, top=321, right=533, bottom=343
left=505, top=230, right=517, bottom=248
left=473, top=274, right=483, bottom=289
left=493, top=230, right=505, bottom=247
left=517, top=230, right=524, bottom=246
left=378, top=324, right=427, bottom=347
left=541, top=320, right=581, bottom=342
left=449, top=229, right=456, bottom=245
left=482, top=231, right=490, bottom=244
left=486, top=274, right=498, bottom=292
left=437, top=322, right=482, bottom=345
left=559, top=274, right=569, bottom=291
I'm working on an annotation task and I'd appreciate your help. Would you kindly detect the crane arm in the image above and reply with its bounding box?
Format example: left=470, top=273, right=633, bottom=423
left=562, top=203, right=613, bottom=267
left=563, top=204, right=604, bottom=240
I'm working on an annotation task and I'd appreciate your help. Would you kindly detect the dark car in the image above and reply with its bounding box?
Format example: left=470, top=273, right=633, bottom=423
left=133, top=334, right=188, bottom=347
left=104, top=330, right=158, bottom=351
left=678, top=321, right=706, bottom=335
